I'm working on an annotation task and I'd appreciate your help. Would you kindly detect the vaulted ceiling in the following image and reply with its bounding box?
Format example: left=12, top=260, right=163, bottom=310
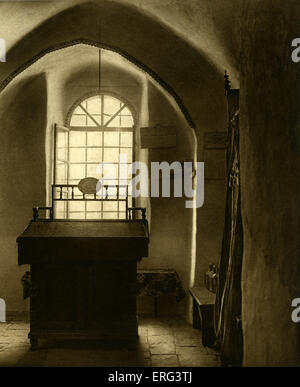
left=0, top=0, right=241, bottom=89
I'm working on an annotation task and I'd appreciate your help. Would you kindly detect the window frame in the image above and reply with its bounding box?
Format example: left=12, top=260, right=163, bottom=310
left=54, top=91, right=136, bottom=220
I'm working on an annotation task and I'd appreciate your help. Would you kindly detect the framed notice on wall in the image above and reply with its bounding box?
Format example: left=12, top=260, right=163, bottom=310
left=140, top=124, right=177, bottom=149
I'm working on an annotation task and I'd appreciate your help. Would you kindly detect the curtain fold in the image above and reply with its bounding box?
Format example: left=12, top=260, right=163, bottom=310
left=214, top=89, right=243, bottom=366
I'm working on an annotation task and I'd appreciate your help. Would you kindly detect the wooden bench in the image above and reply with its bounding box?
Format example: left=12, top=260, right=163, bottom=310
left=189, top=286, right=216, bottom=347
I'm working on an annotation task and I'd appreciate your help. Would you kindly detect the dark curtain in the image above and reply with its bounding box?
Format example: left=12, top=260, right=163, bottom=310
left=214, top=89, right=244, bottom=366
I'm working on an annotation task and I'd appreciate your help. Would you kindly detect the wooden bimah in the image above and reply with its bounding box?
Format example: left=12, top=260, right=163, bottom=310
left=17, top=181, right=149, bottom=350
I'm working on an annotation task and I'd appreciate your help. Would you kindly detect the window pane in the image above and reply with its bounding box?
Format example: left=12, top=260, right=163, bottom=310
left=103, top=202, right=118, bottom=212
left=87, top=116, right=99, bottom=127
left=69, top=212, right=85, bottom=219
left=119, top=179, right=130, bottom=190
left=68, top=201, right=85, bottom=212
left=87, top=132, right=102, bottom=147
left=119, top=186, right=128, bottom=197
left=119, top=148, right=132, bottom=163
left=119, top=202, right=126, bottom=212
left=68, top=180, right=81, bottom=189
left=104, top=132, right=119, bottom=147
left=86, top=202, right=102, bottom=212
left=87, top=163, right=101, bottom=177
left=69, top=148, right=86, bottom=162
left=54, top=187, right=61, bottom=199
left=101, top=163, right=118, bottom=179
left=126, top=164, right=133, bottom=177
left=85, top=194, right=95, bottom=200
left=67, top=186, right=82, bottom=197
left=86, top=212, right=101, bottom=219
left=121, top=115, right=134, bottom=127
left=69, top=95, right=134, bottom=130
left=70, top=115, right=86, bottom=127
left=56, top=163, right=67, bottom=184
left=69, top=164, right=85, bottom=179
left=106, top=116, right=120, bottom=127
left=65, top=186, right=73, bottom=198
left=57, top=148, right=67, bottom=161
left=55, top=201, right=66, bottom=213
left=55, top=212, right=66, bottom=219
left=101, top=179, right=118, bottom=187
left=69, top=131, right=86, bottom=147
left=120, top=132, right=133, bottom=147
left=104, top=96, right=121, bottom=115
left=97, top=185, right=117, bottom=198
left=102, top=212, right=118, bottom=219
left=86, top=96, right=102, bottom=114
left=104, top=148, right=119, bottom=163
left=122, top=107, right=131, bottom=115
left=87, top=148, right=102, bottom=163
left=59, top=94, right=135, bottom=220
left=57, top=131, right=67, bottom=148
left=55, top=201, right=66, bottom=212
left=118, top=163, right=130, bottom=180
left=73, top=105, right=85, bottom=114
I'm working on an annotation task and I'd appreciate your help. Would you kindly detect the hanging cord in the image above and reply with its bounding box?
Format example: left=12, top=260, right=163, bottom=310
left=98, top=21, right=102, bottom=92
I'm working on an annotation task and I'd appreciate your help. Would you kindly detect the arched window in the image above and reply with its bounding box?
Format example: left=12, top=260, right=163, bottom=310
left=54, top=93, right=135, bottom=220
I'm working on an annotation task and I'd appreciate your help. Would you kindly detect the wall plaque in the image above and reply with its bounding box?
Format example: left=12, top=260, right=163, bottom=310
left=140, top=124, right=176, bottom=148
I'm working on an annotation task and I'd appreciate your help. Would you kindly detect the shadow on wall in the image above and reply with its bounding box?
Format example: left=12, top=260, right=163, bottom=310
left=0, top=73, right=47, bottom=312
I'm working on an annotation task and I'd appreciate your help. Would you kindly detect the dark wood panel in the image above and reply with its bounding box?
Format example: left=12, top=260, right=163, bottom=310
left=17, top=220, right=149, bottom=265
left=28, top=260, right=138, bottom=347
left=17, top=219, right=146, bottom=349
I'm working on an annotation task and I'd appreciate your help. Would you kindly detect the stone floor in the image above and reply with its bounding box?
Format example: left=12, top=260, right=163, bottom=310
left=0, top=316, right=220, bottom=367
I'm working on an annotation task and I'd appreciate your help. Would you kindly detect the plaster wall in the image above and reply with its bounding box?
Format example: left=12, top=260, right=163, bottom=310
left=239, top=0, right=300, bottom=366
left=0, top=74, right=47, bottom=312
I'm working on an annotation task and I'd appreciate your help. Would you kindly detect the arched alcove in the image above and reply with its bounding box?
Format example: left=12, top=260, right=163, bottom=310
left=0, top=41, right=200, bottom=319
left=0, top=2, right=230, bottom=315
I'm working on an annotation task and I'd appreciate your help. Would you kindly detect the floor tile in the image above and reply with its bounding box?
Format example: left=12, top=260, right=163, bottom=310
left=175, top=336, right=202, bottom=347
left=151, top=354, right=180, bottom=367
left=0, top=316, right=219, bottom=367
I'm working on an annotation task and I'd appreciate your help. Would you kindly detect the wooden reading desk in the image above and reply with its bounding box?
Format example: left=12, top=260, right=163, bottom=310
left=17, top=180, right=149, bottom=350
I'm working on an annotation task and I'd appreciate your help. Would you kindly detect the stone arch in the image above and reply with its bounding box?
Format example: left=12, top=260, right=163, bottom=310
left=0, top=0, right=227, bottom=137
left=2, top=39, right=197, bottom=132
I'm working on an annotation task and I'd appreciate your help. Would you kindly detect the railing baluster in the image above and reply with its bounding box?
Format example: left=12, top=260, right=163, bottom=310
left=50, top=183, right=136, bottom=220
